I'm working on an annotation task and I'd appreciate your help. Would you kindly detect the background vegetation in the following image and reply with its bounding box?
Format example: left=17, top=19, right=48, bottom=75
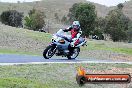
left=24, top=9, right=46, bottom=31
left=0, top=10, right=23, bottom=27
left=0, top=2, right=132, bottom=42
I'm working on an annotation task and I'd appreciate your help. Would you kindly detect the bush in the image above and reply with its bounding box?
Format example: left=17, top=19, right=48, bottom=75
left=93, top=17, right=107, bottom=40
left=105, top=5, right=130, bottom=42
left=0, top=10, right=23, bottom=27
left=24, top=9, right=46, bottom=31
left=127, top=21, right=132, bottom=42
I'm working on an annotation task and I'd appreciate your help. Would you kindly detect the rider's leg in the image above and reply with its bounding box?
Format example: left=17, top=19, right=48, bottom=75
left=68, top=44, right=74, bottom=54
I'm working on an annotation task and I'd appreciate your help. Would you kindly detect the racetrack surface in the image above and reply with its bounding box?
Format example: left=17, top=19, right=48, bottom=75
left=0, top=54, right=132, bottom=65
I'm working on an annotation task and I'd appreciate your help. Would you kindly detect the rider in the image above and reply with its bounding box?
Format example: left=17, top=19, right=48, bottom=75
left=63, top=21, right=82, bottom=47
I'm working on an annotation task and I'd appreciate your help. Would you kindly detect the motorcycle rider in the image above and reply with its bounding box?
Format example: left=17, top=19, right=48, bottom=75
left=58, top=21, right=82, bottom=55
left=63, top=21, right=82, bottom=47
left=56, top=21, right=82, bottom=55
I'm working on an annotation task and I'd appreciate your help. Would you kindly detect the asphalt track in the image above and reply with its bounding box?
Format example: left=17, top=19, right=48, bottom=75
left=0, top=54, right=131, bottom=65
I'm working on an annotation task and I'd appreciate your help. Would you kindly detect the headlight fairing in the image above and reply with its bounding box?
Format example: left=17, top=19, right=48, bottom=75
left=53, top=35, right=58, bottom=40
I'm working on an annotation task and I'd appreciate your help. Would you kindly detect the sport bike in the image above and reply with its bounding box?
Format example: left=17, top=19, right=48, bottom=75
left=43, top=29, right=87, bottom=59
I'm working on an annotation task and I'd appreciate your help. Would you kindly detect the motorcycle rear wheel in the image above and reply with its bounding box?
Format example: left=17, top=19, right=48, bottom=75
left=67, top=47, right=80, bottom=60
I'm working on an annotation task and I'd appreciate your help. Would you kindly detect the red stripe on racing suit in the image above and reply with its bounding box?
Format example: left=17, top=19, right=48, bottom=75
left=71, top=29, right=79, bottom=46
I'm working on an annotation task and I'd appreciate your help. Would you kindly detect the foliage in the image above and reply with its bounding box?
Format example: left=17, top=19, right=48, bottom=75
left=24, top=9, right=46, bottom=31
left=127, top=21, right=132, bottom=42
left=117, top=3, right=124, bottom=10
left=68, top=3, right=78, bottom=21
left=68, top=3, right=97, bottom=36
left=93, top=17, right=107, bottom=40
left=0, top=10, right=23, bottom=27
left=105, top=6, right=130, bottom=42
left=95, top=17, right=107, bottom=32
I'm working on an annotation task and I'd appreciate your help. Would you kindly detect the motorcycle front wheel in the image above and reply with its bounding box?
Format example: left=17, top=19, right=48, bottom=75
left=67, top=47, right=80, bottom=60
left=43, top=45, right=56, bottom=59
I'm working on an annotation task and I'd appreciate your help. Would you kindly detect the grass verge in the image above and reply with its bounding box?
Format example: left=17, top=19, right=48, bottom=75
left=0, top=63, right=131, bottom=88
left=0, top=48, right=40, bottom=56
left=81, top=40, right=132, bottom=55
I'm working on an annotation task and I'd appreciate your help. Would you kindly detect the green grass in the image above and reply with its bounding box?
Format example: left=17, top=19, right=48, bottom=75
left=0, top=26, right=52, bottom=56
left=15, top=29, right=52, bottom=41
left=0, top=63, right=131, bottom=88
left=0, top=48, right=40, bottom=56
left=0, top=78, right=44, bottom=88
left=26, top=32, right=52, bottom=42
left=82, top=40, right=132, bottom=55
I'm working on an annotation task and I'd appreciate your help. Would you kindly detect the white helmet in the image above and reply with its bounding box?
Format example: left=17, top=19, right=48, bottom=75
left=72, top=21, right=80, bottom=29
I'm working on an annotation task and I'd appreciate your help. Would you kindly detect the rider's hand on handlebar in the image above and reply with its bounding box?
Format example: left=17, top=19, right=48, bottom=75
left=62, top=36, right=73, bottom=42
left=68, top=39, right=73, bottom=42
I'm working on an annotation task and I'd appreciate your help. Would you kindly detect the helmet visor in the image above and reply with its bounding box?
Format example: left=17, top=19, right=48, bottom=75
left=73, top=25, right=79, bottom=29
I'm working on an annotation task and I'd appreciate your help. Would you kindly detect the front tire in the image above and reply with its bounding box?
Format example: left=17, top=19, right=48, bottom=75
left=43, top=45, right=56, bottom=59
left=67, top=47, right=80, bottom=60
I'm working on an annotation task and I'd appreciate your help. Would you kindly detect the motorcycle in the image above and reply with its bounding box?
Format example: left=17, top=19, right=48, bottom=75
left=43, top=29, right=87, bottom=59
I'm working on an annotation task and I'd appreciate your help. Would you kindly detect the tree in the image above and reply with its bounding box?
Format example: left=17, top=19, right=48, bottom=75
left=68, top=3, right=79, bottom=21
left=24, top=9, right=46, bottom=31
left=127, top=21, right=132, bottom=42
left=105, top=5, right=130, bottom=42
left=93, top=17, right=107, bottom=40
left=68, top=3, right=97, bottom=36
left=0, top=10, right=23, bottom=27
left=17, top=1, right=20, bottom=4
left=95, top=17, right=107, bottom=31
left=117, top=3, right=124, bottom=10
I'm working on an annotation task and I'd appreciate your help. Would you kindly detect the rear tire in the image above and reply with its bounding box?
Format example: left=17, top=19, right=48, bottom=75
left=43, top=45, right=56, bottom=59
left=67, top=47, right=80, bottom=60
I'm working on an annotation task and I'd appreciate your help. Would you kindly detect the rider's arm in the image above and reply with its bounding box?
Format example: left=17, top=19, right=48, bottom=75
left=63, top=26, right=72, bottom=32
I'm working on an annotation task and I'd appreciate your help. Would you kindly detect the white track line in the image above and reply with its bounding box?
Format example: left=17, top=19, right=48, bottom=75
left=0, top=61, right=132, bottom=65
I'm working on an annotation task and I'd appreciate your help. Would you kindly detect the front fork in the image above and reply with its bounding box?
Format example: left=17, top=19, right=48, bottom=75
left=49, top=43, right=57, bottom=53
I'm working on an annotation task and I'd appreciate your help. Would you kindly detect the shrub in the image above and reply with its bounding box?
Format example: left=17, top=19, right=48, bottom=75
left=0, top=10, right=23, bottom=27
left=24, top=9, right=46, bottom=31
